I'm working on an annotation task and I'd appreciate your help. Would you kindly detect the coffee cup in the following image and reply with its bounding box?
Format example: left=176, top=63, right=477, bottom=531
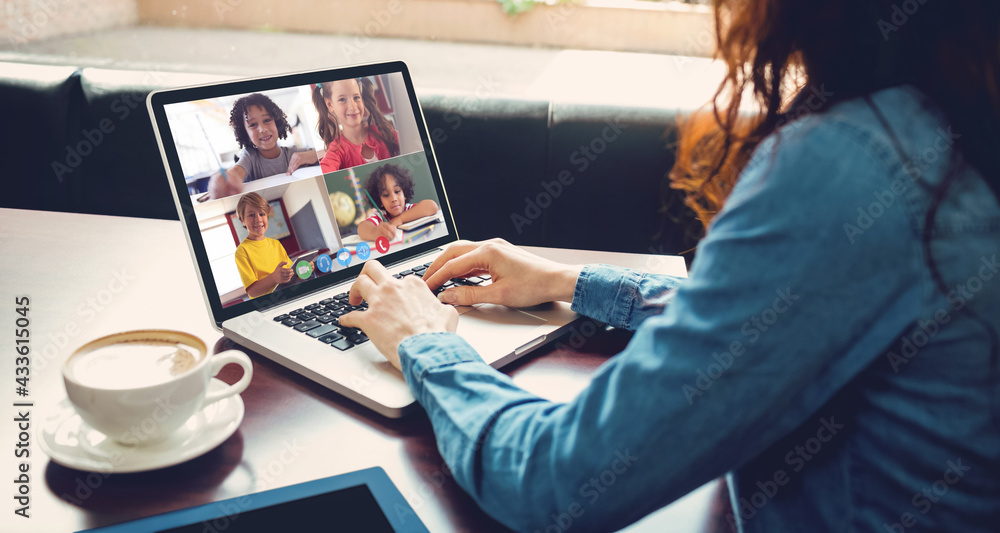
left=63, top=330, right=253, bottom=446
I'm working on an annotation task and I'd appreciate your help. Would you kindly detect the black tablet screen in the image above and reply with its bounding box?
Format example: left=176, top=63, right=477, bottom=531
left=157, top=484, right=394, bottom=532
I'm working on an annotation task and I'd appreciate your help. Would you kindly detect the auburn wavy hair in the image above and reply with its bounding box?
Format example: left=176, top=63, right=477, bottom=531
left=670, top=0, right=1000, bottom=228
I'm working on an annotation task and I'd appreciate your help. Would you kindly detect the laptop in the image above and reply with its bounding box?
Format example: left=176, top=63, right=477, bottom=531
left=147, top=61, right=581, bottom=417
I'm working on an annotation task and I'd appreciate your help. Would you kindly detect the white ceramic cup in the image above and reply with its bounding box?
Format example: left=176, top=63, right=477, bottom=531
left=63, top=330, right=253, bottom=446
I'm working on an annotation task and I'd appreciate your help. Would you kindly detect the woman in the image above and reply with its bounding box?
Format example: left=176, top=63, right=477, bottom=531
left=340, top=1, right=1000, bottom=530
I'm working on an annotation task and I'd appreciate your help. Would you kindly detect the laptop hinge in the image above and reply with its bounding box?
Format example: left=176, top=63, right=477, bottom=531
left=383, top=247, right=443, bottom=269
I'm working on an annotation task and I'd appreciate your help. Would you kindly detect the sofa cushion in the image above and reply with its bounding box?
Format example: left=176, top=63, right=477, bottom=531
left=75, top=69, right=226, bottom=220
left=420, top=91, right=550, bottom=245
left=543, top=102, right=692, bottom=256
left=0, top=62, right=80, bottom=213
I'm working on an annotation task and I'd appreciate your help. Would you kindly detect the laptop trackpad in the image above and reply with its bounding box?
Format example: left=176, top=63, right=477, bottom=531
left=457, top=304, right=548, bottom=363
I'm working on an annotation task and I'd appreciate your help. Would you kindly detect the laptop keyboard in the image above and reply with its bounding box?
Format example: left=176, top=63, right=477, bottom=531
left=271, top=262, right=491, bottom=351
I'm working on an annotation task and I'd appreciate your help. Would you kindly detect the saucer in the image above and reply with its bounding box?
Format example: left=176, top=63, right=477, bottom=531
left=39, top=378, right=244, bottom=473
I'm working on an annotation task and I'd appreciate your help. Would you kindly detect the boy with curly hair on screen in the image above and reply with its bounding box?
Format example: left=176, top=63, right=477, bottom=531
left=208, top=93, right=318, bottom=199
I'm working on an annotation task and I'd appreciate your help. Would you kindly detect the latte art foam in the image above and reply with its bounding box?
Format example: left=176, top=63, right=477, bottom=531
left=68, top=342, right=201, bottom=389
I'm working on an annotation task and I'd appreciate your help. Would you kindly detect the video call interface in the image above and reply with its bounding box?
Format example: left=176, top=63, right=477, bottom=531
left=162, top=72, right=450, bottom=308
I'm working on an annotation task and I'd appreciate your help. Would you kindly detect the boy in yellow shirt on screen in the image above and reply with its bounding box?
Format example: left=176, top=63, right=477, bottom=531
left=234, top=192, right=294, bottom=298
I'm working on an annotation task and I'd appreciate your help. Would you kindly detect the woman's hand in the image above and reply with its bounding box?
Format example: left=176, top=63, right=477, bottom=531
left=340, top=261, right=458, bottom=370
left=423, top=239, right=583, bottom=308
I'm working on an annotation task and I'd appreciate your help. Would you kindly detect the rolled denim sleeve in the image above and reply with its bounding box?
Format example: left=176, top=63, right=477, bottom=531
left=571, top=265, right=685, bottom=330
left=399, top=119, right=925, bottom=532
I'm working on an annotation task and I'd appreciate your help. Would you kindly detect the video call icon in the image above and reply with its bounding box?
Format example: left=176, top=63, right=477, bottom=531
left=316, top=254, right=333, bottom=273
left=356, top=242, right=371, bottom=260
left=295, top=260, right=313, bottom=280
left=336, top=247, right=352, bottom=267
left=375, top=237, right=390, bottom=254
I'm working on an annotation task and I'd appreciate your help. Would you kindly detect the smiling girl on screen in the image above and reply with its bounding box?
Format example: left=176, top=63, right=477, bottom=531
left=356, top=163, right=438, bottom=242
left=312, top=78, right=400, bottom=173
left=207, top=93, right=318, bottom=199
left=234, top=192, right=294, bottom=298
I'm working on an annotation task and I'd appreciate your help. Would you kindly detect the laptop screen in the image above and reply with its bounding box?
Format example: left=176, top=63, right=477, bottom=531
left=148, top=62, right=456, bottom=325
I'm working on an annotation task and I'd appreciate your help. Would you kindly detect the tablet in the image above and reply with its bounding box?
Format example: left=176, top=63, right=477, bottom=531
left=78, top=467, right=429, bottom=532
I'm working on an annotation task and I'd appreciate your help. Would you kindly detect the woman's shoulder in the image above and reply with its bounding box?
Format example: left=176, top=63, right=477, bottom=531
left=726, top=88, right=925, bottom=221
left=747, top=86, right=947, bottom=185
left=786, top=85, right=948, bottom=165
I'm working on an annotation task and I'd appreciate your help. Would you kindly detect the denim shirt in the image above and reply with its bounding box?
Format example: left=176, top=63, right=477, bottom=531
left=398, top=86, right=1000, bottom=532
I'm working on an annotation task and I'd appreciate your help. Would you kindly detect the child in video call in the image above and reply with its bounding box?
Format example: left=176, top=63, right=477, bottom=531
left=234, top=192, right=294, bottom=298
left=312, top=77, right=400, bottom=173
left=208, top=93, right=318, bottom=199
left=357, top=163, right=438, bottom=241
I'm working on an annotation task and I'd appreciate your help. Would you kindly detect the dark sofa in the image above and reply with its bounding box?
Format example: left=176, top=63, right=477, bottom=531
left=1, top=62, right=700, bottom=260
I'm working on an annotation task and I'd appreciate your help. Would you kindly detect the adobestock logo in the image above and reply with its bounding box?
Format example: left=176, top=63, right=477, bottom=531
left=727, top=416, right=846, bottom=530
left=885, top=254, right=999, bottom=372
left=882, top=458, right=971, bottom=532
left=340, top=1, right=405, bottom=61
left=682, top=288, right=799, bottom=405
left=50, top=71, right=166, bottom=183
left=532, top=449, right=639, bottom=533
left=511, top=119, right=629, bottom=234
left=843, top=126, right=959, bottom=244
left=6, top=0, right=61, bottom=48
left=878, top=0, right=931, bottom=41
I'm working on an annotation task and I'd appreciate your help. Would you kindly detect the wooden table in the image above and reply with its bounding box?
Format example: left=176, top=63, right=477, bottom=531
left=0, top=208, right=726, bottom=532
